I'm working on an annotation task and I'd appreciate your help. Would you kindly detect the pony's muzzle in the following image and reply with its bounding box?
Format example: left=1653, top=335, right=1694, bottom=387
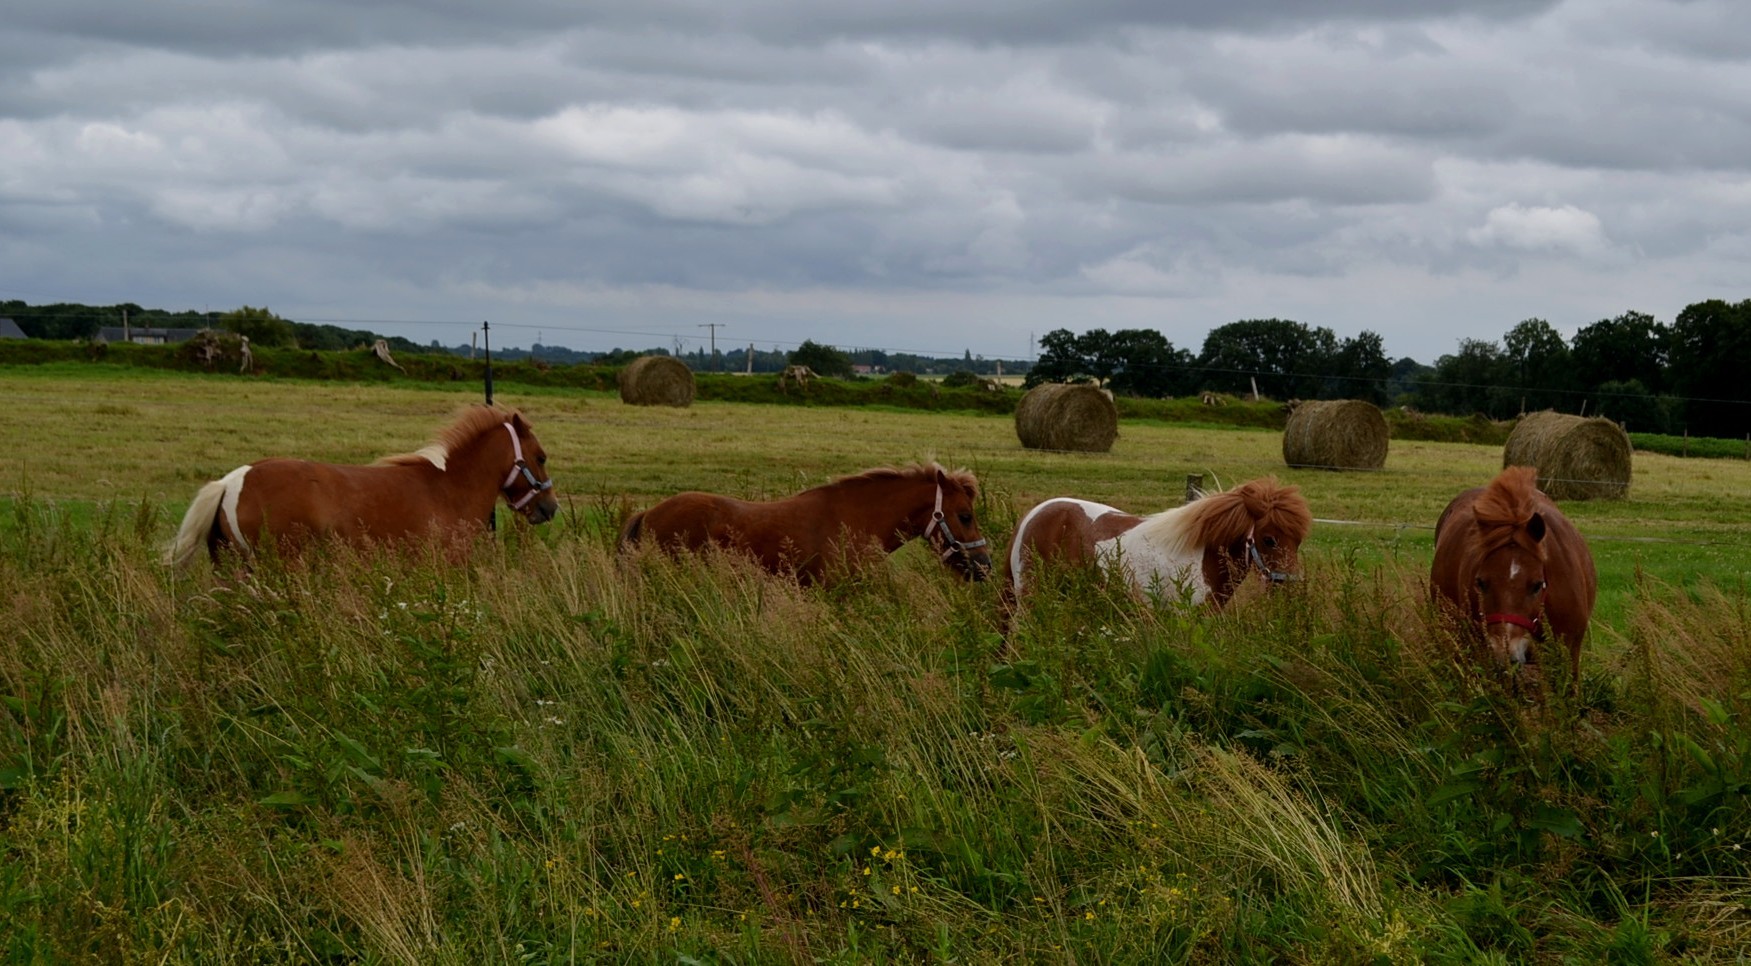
left=962, top=551, right=994, bottom=582
left=1483, top=613, right=1537, bottom=669
left=522, top=494, right=559, bottom=525
left=1479, top=629, right=1532, bottom=673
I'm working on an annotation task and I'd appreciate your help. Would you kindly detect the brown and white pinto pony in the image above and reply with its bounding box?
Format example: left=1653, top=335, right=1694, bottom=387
left=1004, top=477, right=1312, bottom=612
left=618, top=463, right=991, bottom=584
left=164, top=405, right=558, bottom=568
left=1430, top=465, right=1596, bottom=691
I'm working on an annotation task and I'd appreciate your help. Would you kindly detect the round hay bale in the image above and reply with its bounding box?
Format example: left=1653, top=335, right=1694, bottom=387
left=1502, top=410, right=1631, bottom=500
left=617, top=355, right=695, bottom=407
left=1015, top=383, right=1119, bottom=453
left=1282, top=399, right=1389, bottom=471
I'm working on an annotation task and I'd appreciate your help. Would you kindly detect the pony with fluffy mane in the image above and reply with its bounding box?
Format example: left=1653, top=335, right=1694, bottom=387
left=164, top=405, right=558, bottom=568
left=618, top=462, right=991, bottom=584
left=1004, top=477, right=1312, bottom=615
left=1431, top=465, right=1596, bottom=691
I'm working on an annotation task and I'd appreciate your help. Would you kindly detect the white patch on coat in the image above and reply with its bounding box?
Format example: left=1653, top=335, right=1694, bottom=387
left=1011, top=497, right=1208, bottom=604
left=411, top=443, right=448, bottom=470
left=218, top=464, right=252, bottom=552
left=1010, top=498, right=1110, bottom=595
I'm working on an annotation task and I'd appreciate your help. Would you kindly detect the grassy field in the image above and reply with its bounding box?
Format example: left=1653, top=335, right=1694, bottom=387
left=4, top=369, right=1751, bottom=962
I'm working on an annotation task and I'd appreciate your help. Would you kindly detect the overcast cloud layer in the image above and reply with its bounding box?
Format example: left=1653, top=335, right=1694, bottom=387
left=4, top=0, right=1749, bottom=362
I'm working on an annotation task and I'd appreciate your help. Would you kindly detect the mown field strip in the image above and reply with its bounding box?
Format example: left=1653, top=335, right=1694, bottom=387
left=4, top=369, right=1748, bottom=629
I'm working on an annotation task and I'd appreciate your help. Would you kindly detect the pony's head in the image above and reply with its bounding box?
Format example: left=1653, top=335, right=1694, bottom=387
left=1465, top=466, right=1551, bottom=669
left=1193, top=477, right=1313, bottom=594
left=921, top=465, right=992, bottom=581
left=499, top=412, right=559, bottom=524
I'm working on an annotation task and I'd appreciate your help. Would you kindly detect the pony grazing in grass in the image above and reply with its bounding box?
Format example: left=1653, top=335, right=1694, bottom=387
left=1431, top=465, right=1596, bottom=692
left=1004, top=477, right=1312, bottom=615
left=164, top=405, right=558, bottom=568
left=618, top=463, right=991, bottom=583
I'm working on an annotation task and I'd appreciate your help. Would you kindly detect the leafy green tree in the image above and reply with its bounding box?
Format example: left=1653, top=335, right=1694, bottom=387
left=1571, top=311, right=1669, bottom=394
left=221, top=305, right=296, bottom=347
left=1667, top=298, right=1751, bottom=438
left=1593, top=379, right=1674, bottom=434
left=1104, top=329, right=1193, bottom=398
left=1327, top=330, right=1391, bottom=404
left=1025, top=328, right=1092, bottom=387
left=1387, top=356, right=1433, bottom=406
left=1502, top=317, right=1576, bottom=412
left=1196, top=319, right=1337, bottom=400
left=1075, top=329, right=1119, bottom=385
left=1416, top=338, right=1516, bottom=418
left=1024, top=327, right=1191, bottom=397
left=788, top=340, right=853, bottom=378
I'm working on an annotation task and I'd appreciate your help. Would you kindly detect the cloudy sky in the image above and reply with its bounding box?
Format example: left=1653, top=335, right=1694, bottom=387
left=4, top=0, right=1748, bottom=363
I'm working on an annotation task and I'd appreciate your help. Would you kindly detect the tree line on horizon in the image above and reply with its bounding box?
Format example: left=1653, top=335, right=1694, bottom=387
left=7, top=298, right=1748, bottom=437
left=2, top=301, right=429, bottom=356
left=1025, top=299, right=1751, bottom=439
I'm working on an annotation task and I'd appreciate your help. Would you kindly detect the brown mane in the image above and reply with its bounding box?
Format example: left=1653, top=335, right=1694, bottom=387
left=1471, top=465, right=1545, bottom=558
left=826, top=462, right=978, bottom=499
left=1187, top=477, right=1312, bottom=549
left=375, top=405, right=520, bottom=469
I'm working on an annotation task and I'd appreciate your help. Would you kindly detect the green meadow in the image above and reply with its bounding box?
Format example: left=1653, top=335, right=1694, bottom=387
left=3, top=368, right=1750, bottom=962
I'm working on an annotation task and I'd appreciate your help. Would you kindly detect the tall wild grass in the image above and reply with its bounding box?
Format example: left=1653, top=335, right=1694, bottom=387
left=2, top=498, right=1749, bottom=962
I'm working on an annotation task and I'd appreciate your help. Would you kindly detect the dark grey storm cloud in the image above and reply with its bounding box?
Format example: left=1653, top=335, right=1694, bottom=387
left=1, top=0, right=1747, bottom=361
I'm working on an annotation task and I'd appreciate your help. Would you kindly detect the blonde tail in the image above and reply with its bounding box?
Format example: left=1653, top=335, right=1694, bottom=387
left=163, top=479, right=228, bottom=569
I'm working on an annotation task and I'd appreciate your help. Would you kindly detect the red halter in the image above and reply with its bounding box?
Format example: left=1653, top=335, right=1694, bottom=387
left=1484, top=612, right=1540, bottom=633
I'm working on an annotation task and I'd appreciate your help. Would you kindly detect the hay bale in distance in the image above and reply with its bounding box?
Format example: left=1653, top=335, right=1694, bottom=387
left=618, top=355, right=695, bottom=407
left=1282, top=399, right=1389, bottom=471
left=1015, top=383, right=1119, bottom=453
left=1502, top=410, right=1631, bottom=500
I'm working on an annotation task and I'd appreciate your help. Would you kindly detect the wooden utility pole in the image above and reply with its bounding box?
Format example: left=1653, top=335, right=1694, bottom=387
left=698, top=323, right=725, bottom=370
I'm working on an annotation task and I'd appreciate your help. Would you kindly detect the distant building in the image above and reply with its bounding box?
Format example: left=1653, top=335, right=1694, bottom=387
left=97, top=326, right=206, bottom=345
left=0, top=318, right=26, bottom=339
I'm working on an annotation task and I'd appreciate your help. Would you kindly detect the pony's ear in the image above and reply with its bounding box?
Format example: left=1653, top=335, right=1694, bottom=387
left=1526, top=511, right=1546, bottom=543
left=509, top=412, right=529, bottom=431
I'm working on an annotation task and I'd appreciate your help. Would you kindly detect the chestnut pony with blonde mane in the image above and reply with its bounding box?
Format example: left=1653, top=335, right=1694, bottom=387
left=164, top=405, right=558, bottom=568
left=1431, top=465, right=1596, bottom=690
left=618, top=463, right=991, bottom=584
left=1004, top=477, right=1312, bottom=614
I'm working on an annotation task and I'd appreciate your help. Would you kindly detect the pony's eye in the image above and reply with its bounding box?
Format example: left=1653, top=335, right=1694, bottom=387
left=1475, top=577, right=1488, bottom=591
left=959, top=512, right=974, bottom=526
left=1530, top=580, right=1545, bottom=595
left=1262, top=536, right=1278, bottom=549
left=537, top=454, right=547, bottom=466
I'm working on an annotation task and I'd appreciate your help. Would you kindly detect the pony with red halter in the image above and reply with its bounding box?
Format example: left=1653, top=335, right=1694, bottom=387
left=1003, top=477, right=1312, bottom=616
left=618, top=463, right=991, bottom=583
left=163, top=405, right=558, bottom=568
left=1430, top=465, right=1596, bottom=692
